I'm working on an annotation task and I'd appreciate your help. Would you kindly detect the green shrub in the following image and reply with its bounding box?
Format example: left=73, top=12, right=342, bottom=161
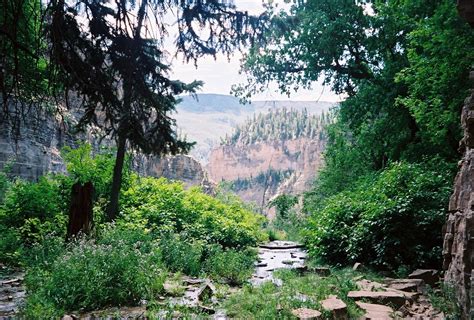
left=120, top=177, right=266, bottom=248
left=0, top=225, right=22, bottom=265
left=61, top=142, right=130, bottom=200
left=204, top=247, right=257, bottom=285
left=0, top=176, right=68, bottom=245
left=306, top=160, right=454, bottom=271
left=159, top=233, right=204, bottom=277
left=23, top=229, right=164, bottom=318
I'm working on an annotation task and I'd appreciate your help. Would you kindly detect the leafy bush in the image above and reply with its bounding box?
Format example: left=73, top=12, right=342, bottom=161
left=159, top=233, right=204, bottom=277
left=0, top=176, right=68, bottom=245
left=61, top=142, right=130, bottom=200
left=23, top=228, right=164, bottom=318
left=204, top=247, right=257, bottom=285
left=120, top=177, right=266, bottom=248
left=306, top=160, right=454, bottom=271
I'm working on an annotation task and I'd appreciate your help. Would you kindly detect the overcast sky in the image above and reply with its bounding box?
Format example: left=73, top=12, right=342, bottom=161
left=169, top=0, right=342, bottom=103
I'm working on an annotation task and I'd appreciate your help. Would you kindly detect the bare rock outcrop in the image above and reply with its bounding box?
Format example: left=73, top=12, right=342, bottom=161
left=0, top=107, right=210, bottom=190
left=442, top=88, right=474, bottom=319
left=442, top=4, right=474, bottom=319
left=207, top=137, right=324, bottom=215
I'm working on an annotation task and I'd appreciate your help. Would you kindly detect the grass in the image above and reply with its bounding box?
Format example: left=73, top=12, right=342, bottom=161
left=223, top=268, right=364, bottom=319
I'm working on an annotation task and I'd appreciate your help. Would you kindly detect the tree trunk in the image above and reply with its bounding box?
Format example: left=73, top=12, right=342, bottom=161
left=67, top=181, right=94, bottom=240
left=107, top=134, right=126, bottom=221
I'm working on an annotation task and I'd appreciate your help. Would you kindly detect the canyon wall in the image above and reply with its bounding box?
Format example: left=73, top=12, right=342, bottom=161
left=442, top=3, right=474, bottom=318
left=208, top=137, right=325, bottom=215
left=0, top=107, right=209, bottom=189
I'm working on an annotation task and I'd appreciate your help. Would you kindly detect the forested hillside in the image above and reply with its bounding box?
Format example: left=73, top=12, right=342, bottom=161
left=221, top=108, right=332, bottom=145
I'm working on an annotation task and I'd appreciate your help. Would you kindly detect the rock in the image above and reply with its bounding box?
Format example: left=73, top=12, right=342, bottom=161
left=295, top=265, right=309, bottom=274
left=256, top=262, right=268, bottom=267
left=272, top=278, right=283, bottom=287
left=442, top=84, right=474, bottom=320
left=408, top=269, right=440, bottom=286
left=163, top=281, right=185, bottom=297
left=355, top=280, right=385, bottom=291
left=355, top=302, right=394, bottom=320
left=294, top=293, right=309, bottom=303
left=282, top=260, right=295, bottom=265
left=259, top=241, right=305, bottom=250
left=61, top=316, right=74, bottom=320
left=384, top=278, right=424, bottom=293
left=197, top=304, right=216, bottom=314
left=347, top=290, right=407, bottom=307
left=183, top=277, right=206, bottom=285
left=352, top=262, right=364, bottom=271
left=291, top=308, right=322, bottom=319
left=320, top=295, right=347, bottom=319
left=311, top=267, right=331, bottom=277
left=197, top=282, right=216, bottom=303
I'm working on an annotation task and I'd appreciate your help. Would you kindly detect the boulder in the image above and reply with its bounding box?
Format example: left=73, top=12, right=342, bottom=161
left=355, top=302, right=394, bottom=320
left=408, top=269, right=439, bottom=286
left=197, top=281, right=216, bottom=303
left=347, top=290, right=407, bottom=307
left=320, top=295, right=347, bottom=320
left=384, top=279, right=424, bottom=293
left=291, top=308, right=322, bottom=320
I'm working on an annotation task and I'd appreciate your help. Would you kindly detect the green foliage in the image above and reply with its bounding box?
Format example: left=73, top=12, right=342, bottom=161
left=427, top=283, right=461, bottom=319
left=61, top=142, right=127, bottom=199
left=305, top=161, right=454, bottom=271
left=204, top=247, right=257, bottom=286
left=268, top=194, right=298, bottom=219
left=0, top=0, right=51, bottom=104
left=229, top=168, right=294, bottom=192
left=0, top=176, right=68, bottom=245
left=396, top=2, right=473, bottom=156
left=222, top=108, right=331, bottom=145
left=23, top=228, right=165, bottom=318
left=159, top=234, right=204, bottom=277
left=120, top=176, right=266, bottom=249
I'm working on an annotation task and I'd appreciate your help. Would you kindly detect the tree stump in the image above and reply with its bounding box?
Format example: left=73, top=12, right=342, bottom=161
left=67, top=181, right=94, bottom=240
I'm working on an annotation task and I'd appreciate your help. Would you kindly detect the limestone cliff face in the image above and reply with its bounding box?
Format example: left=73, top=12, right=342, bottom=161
left=442, top=77, right=474, bottom=320
left=136, top=154, right=212, bottom=190
left=0, top=107, right=209, bottom=190
left=442, top=4, right=474, bottom=319
left=208, top=137, right=325, bottom=215
left=0, top=108, right=76, bottom=180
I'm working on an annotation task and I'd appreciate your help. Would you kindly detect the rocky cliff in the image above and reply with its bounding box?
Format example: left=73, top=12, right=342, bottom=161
left=442, top=3, right=474, bottom=318
left=208, top=137, right=325, bottom=215
left=0, top=106, right=210, bottom=189
left=442, top=72, right=474, bottom=320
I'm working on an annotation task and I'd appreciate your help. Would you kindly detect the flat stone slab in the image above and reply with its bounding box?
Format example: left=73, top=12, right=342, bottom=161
left=259, top=241, right=304, bottom=250
left=408, top=269, right=439, bottom=286
left=321, top=296, right=347, bottom=319
left=356, top=302, right=394, bottom=320
left=356, top=279, right=385, bottom=291
left=348, top=290, right=406, bottom=307
left=384, top=278, right=424, bottom=293
left=291, top=308, right=321, bottom=319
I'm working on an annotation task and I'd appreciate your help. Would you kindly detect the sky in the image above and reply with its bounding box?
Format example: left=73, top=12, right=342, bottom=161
left=169, top=0, right=342, bottom=103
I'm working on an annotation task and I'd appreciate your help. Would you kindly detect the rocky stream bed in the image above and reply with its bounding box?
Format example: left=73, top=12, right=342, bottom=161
left=0, top=241, right=447, bottom=319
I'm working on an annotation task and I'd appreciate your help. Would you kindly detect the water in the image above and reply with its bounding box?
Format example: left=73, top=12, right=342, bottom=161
left=251, top=241, right=307, bottom=286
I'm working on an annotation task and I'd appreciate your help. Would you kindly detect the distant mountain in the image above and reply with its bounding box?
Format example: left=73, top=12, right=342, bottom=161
left=175, top=93, right=335, bottom=163
left=178, top=94, right=254, bottom=114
